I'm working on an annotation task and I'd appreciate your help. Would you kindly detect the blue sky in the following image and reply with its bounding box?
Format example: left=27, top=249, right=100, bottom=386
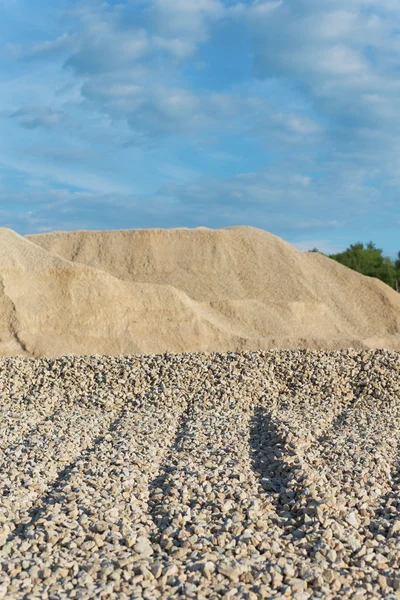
left=1, top=0, right=400, bottom=256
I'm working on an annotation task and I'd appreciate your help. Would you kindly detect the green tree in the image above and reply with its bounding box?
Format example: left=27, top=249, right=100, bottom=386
left=328, top=242, right=398, bottom=289
left=395, top=251, right=400, bottom=292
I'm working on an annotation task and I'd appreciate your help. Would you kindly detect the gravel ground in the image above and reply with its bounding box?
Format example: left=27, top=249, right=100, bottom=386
left=0, top=349, right=399, bottom=600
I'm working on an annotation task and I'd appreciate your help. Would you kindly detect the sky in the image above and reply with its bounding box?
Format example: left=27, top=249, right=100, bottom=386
left=0, top=0, right=400, bottom=257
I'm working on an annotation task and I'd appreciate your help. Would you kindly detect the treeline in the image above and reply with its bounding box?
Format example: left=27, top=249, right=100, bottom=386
left=309, top=242, right=400, bottom=292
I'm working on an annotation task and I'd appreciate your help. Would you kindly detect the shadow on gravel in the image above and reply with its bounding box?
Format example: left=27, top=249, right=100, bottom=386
left=148, top=398, right=194, bottom=539
left=6, top=406, right=129, bottom=545
left=249, top=407, right=301, bottom=535
left=2, top=407, right=65, bottom=455
left=249, top=406, right=358, bottom=547
left=367, top=443, right=400, bottom=540
left=0, top=410, right=62, bottom=498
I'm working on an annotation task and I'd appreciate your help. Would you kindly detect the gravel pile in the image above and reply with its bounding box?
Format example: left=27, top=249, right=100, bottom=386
left=0, top=349, right=399, bottom=599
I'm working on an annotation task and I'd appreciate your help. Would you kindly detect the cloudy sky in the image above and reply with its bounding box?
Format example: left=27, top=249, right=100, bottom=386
left=1, top=0, right=399, bottom=256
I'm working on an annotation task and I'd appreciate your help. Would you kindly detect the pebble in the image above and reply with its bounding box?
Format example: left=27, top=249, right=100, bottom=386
left=0, top=349, right=399, bottom=599
left=133, top=538, right=153, bottom=558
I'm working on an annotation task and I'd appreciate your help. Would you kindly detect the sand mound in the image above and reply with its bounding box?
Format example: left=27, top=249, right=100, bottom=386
left=0, top=225, right=395, bottom=356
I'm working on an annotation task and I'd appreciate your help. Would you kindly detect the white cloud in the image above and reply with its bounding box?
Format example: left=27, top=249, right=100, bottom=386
left=81, top=76, right=267, bottom=138
left=65, top=22, right=150, bottom=75
left=0, top=154, right=395, bottom=247
left=223, top=0, right=400, bottom=197
left=151, top=154, right=393, bottom=235
left=242, top=0, right=400, bottom=128
left=152, top=36, right=195, bottom=60
left=9, top=0, right=325, bottom=144
left=58, top=0, right=225, bottom=77
left=143, top=0, right=224, bottom=42
left=9, top=105, right=64, bottom=129
left=1, top=0, right=399, bottom=254
left=26, top=33, right=73, bottom=60
left=1, top=155, right=134, bottom=195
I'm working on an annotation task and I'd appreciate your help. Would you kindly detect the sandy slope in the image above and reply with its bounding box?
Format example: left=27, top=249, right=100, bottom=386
left=0, top=225, right=396, bottom=356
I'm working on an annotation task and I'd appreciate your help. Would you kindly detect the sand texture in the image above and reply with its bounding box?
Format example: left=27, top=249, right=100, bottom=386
left=0, top=225, right=396, bottom=356
left=0, top=349, right=399, bottom=599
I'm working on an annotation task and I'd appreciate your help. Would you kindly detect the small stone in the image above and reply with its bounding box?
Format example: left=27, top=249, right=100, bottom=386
left=217, top=561, right=243, bottom=583
left=133, top=537, right=153, bottom=558
left=347, top=535, right=362, bottom=551
left=378, top=575, right=388, bottom=589
left=223, top=589, right=238, bottom=599
left=345, top=511, right=359, bottom=528
left=202, top=561, right=215, bottom=575
left=391, top=521, right=400, bottom=534
left=151, top=564, right=163, bottom=579
left=222, top=501, right=233, bottom=513
left=293, top=593, right=310, bottom=600
left=327, top=549, right=337, bottom=563
left=163, top=564, right=179, bottom=578
left=323, top=569, right=335, bottom=584
left=0, top=584, right=8, bottom=599
left=289, top=578, right=307, bottom=592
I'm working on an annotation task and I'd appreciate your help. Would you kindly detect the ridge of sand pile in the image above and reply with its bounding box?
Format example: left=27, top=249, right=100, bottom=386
left=0, top=349, right=399, bottom=599
left=0, top=225, right=397, bottom=356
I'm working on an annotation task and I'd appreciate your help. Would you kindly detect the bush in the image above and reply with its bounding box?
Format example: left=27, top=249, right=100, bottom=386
left=309, top=242, right=400, bottom=292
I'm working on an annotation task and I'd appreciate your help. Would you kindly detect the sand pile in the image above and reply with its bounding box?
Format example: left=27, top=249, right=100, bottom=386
left=0, top=349, right=399, bottom=599
left=0, top=225, right=396, bottom=357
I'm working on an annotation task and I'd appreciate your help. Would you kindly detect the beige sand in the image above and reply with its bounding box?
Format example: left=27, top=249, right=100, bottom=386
left=0, top=225, right=395, bottom=357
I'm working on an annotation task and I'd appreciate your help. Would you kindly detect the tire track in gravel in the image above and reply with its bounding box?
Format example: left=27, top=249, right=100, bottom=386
left=0, top=393, right=62, bottom=451
left=348, top=443, right=400, bottom=591
left=299, top=404, right=400, bottom=543
left=250, top=400, right=400, bottom=591
left=249, top=407, right=303, bottom=537
left=146, top=398, right=270, bottom=597
left=248, top=384, right=351, bottom=543
left=147, top=391, right=194, bottom=537
left=368, top=445, right=400, bottom=540
left=1, top=403, right=122, bottom=541
left=2, top=351, right=399, bottom=599
left=3, top=408, right=126, bottom=543
left=245, top=401, right=400, bottom=599
left=0, top=359, right=73, bottom=449
left=300, top=405, right=400, bottom=594
left=1, top=395, right=189, bottom=599
left=253, top=353, right=361, bottom=525
left=0, top=406, right=59, bottom=452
